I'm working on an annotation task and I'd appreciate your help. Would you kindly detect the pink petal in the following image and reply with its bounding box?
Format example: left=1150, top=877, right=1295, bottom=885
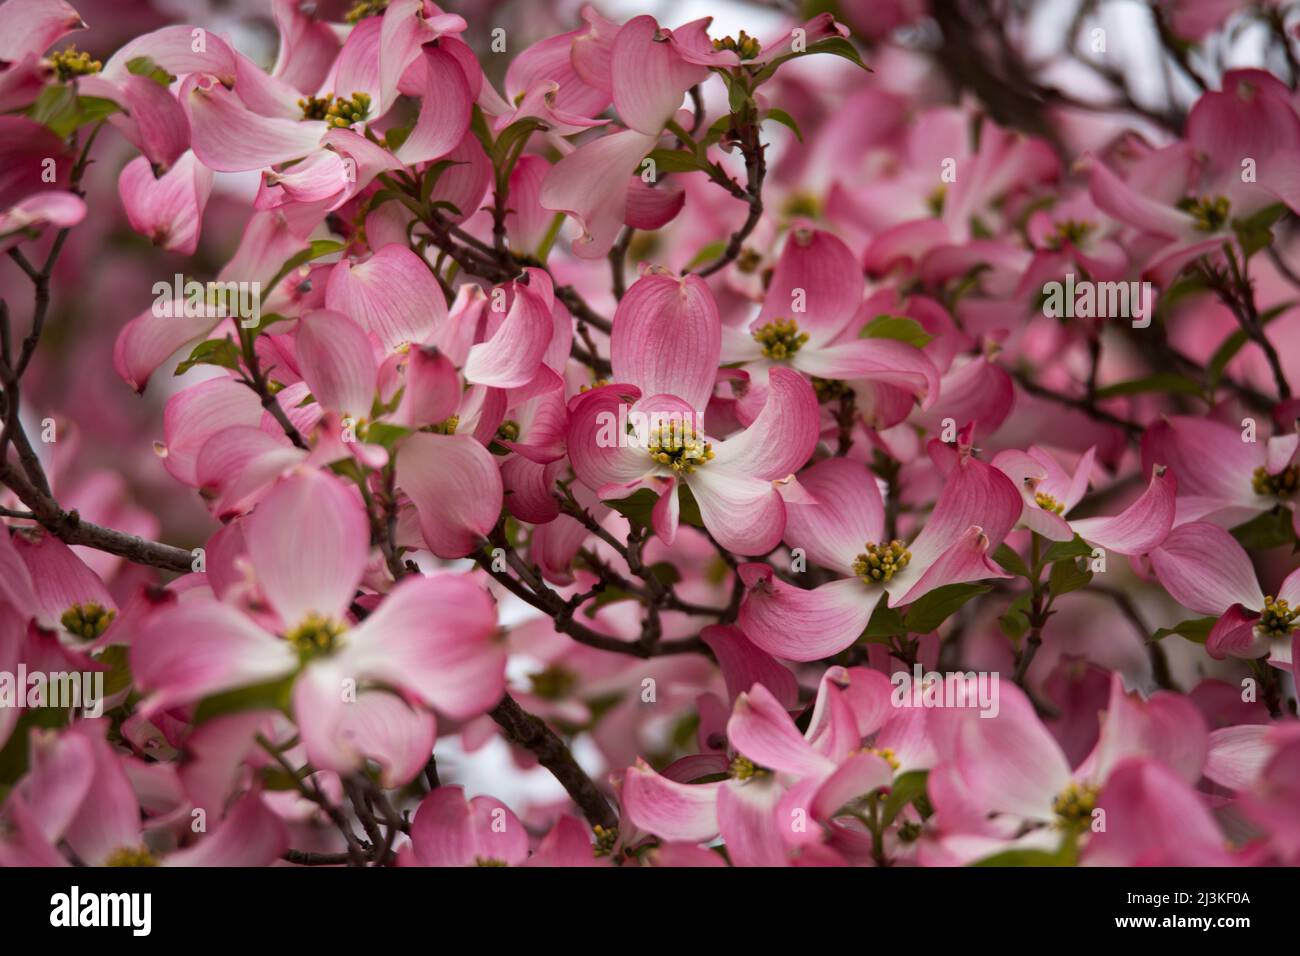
left=611, top=270, right=720, bottom=415
left=326, top=245, right=447, bottom=351
left=293, top=668, right=436, bottom=787
left=184, top=75, right=326, bottom=172
left=1206, top=604, right=1269, bottom=660
left=565, top=384, right=653, bottom=491
left=118, top=152, right=212, bottom=255
left=782, top=457, right=885, bottom=577
left=611, top=15, right=708, bottom=134
left=716, top=776, right=788, bottom=866
left=1148, top=522, right=1265, bottom=616
left=758, top=228, right=863, bottom=345
left=160, top=377, right=264, bottom=485
left=795, top=337, right=939, bottom=410
left=409, top=787, right=528, bottom=867
left=166, top=792, right=287, bottom=867
left=395, top=47, right=472, bottom=165
left=132, top=599, right=296, bottom=715
left=112, top=300, right=221, bottom=394
left=0, top=0, right=84, bottom=62
left=728, top=683, right=835, bottom=778
left=685, top=465, right=786, bottom=556
left=465, top=270, right=554, bottom=388
left=1070, top=466, right=1176, bottom=555
left=397, top=433, right=503, bottom=559
left=711, top=367, right=818, bottom=481
left=1085, top=758, right=1233, bottom=866
left=812, top=751, right=893, bottom=821
left=539, top=127, right=659, bottom=259
left=393, top=345, right=461, bottom=428
left=622, top=759, right=720, bottom=842
left=700, top=624, right=799, bottom=708
left=624, top=177, right=684, bottom=229
left=346, top=572, right=504, bottom=720
left=738, top=566, right=871, bottom=662
left=245, top=469, right=370, bottom=628
left=524, top=816, right=606, bottom=867
left=295, top=310, right=379, bottom=419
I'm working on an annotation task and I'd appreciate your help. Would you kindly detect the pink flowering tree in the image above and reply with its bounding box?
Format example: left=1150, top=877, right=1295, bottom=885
left=0, top=0, right=1298, bottom=869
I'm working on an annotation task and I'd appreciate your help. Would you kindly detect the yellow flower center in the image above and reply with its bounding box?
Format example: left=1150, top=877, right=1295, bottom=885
left=345, top=0, right=389, bottom=24
left=1047, top=219, right=1095, bottom=249
left=1252, top=464, right=1299, bottom=497
left=50, top=46, right=102, bottom=81
left=105, top=845, right=158, bottom=867
left=1179, top=195, right=1231, bottom=232
left=60, top=602, right=116, bottom=640
left=593, top=824, right=618, bottom=857
left=853, top=540, right=912, bottom=584
left=1034, top=492, right=1065, bottom=515
left=1260, top=596, right=1299, bottom=638
left=646, top=421, right=713, bottom=475
left=729, top=755, right=770, bottom=780
left=496, top=420, right=521, bottom=443
left=712, top=30, right=762, bottom=60
left=299, top=91, right=372, bottom=128
left=1052, top=781, right=1098, bottom=828
left=285, top=613, right=346, bottom=661
left=752, top=317, right=809, bottom=360
left=870, top=747, right=901, bottom=771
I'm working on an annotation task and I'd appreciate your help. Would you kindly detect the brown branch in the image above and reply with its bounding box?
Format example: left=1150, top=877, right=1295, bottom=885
left=489, top=693, right=617, bottom=832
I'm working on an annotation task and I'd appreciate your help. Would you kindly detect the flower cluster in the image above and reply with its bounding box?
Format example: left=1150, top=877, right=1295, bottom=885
left=0, top=0, right=1297, bottom=869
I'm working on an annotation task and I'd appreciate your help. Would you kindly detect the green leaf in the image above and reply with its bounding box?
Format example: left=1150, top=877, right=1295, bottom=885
left=581, top=586, right=637, bottom=617
left=174, top=337, right=242, bottom=376
left=1048, top=558, right=1092, bottom=597
left=125, top=55, right=174, bottom=86
left=97, top=645, right=133, bottom=698
left=903, top=583, right=990, bottom=634
left=1151, top=616, right=1216, bottom=644
left=862, top=594, right=906, bottom=640
left=860, top=314, right=934, bottom=349
left=647, top=561, right=682, bottom=586
left=1042, top=535, right=1094, bottom=564
left=607, top=486, right=702, bottom=535
left=29, top=86, right=121, bottom=138
left=971, top=848, right=1070, bottom=867
left=881, top=770, right=928, bottom=826
left=685, top=240, right=728, bottom=270
left=753, top=36, right=870, bottom=85
left=362, top=422, right=410, bottom=451
left=645, top=149, right=711, bottom=175
left=490, top=116, right=547, bottom=175
left=264, top=240, right=345, bottom=298
left=1230, top=508, right=1297, bottom=550
left=1093, top=373, right=1205, bottom=401
left=992, top=543, right=1030, bottom=579
left=764, top=107, right=803, bottom=142
left=194, top=675, right=295, bottom=723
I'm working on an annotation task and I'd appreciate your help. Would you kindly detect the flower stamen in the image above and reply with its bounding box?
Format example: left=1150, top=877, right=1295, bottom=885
left=852, top=540, right=912, bottom=584
left=752, top=317, right=809, bottom=360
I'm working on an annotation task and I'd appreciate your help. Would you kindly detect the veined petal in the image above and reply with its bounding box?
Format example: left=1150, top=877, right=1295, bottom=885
left=0, top=0, right=84, bottom=62
left=795, top=337, right=939, bottom=409
left=295, top=309, right=378, bottom=419
left=622, top=759, right=720, bottom=842
left=758, top=228, right=863, bottom=345
left=393, top=345, right=461, bottom=428
left=729, top=683, right=836, bottom=777
left=245, top=469, right=370, bottom=628
left=409, top=787, right=528, bottom=867
left=112, top=300, right=221, bottom=394
left=1070, top=465, right=1175, bottom=555
left=611, top=15, right=708, bottom=135
left=184, top=75, right=326, bottom=172
left=395, top=47, right=473, bottom=165
left=1148, top=521, right=1265, bottom=616
left=165, top=791, right=287, bottom=867
left=325, top=245, right=447, bottom=351
left=781, top=458, right=886, bottom=577
left=700, top=624, right=799, bottom=708
left=687, top=465, right=785, bottom=556
left=397, top=433, right=503, bottom=559
left=738, top=566, right=871, bottom=661
left=710, top=367, right=818, bottom=481
left=346, top=573, right=503, bottom=720
left=539, top=127, right=658, bottom=259
left=118, top=152, right=213, bottom=255
left=132, top=599, right=297, bottom=715
left=465, top=271, right=553, bottom=388
left=566, top=384, right=653, bottom=492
